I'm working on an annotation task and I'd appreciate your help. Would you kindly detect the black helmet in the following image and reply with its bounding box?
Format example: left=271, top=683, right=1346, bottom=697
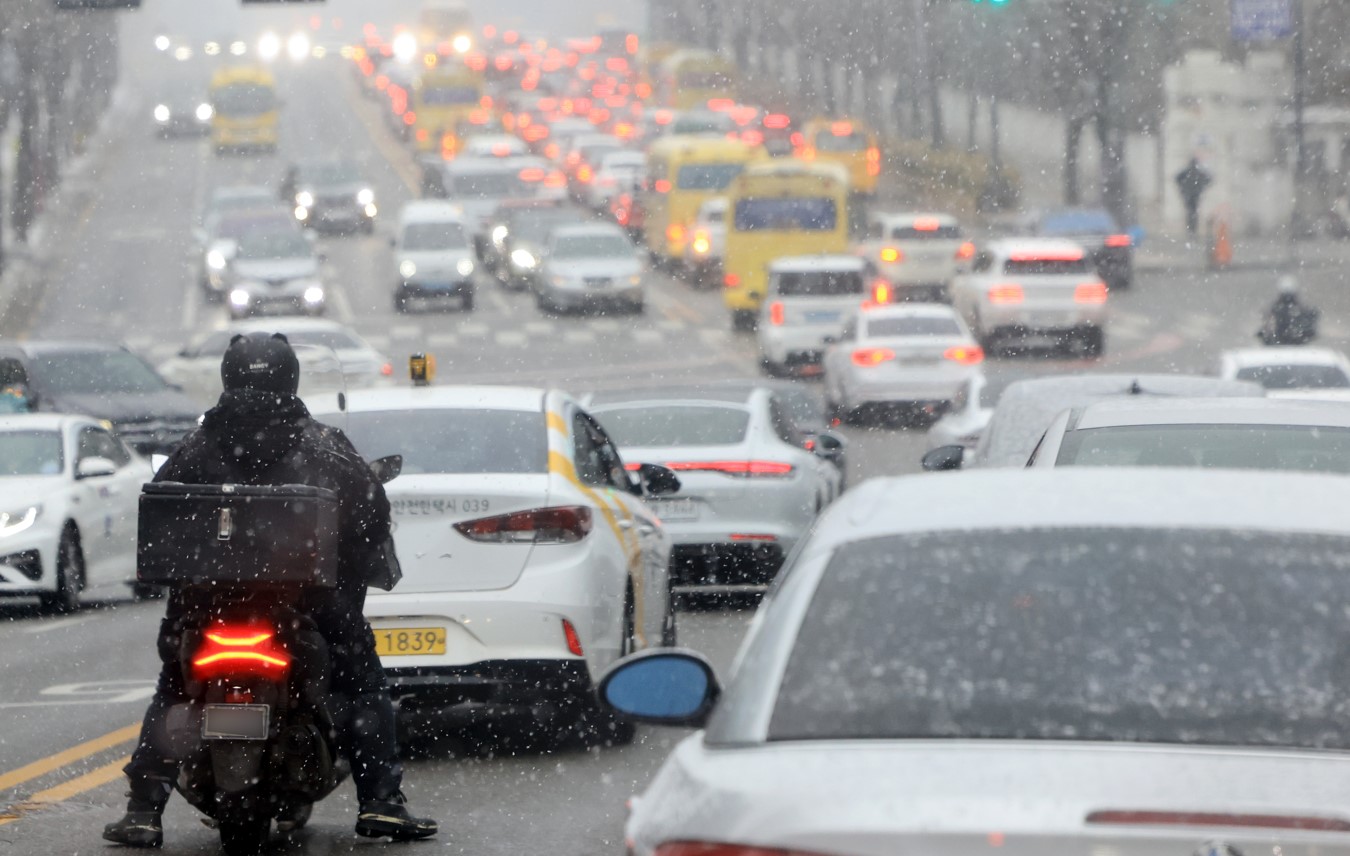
left=220, top=332, right=300, bottom=395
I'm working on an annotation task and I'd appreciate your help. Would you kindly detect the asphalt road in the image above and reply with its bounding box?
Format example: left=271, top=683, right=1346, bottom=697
left=6, top=5, right=1350, bottom=855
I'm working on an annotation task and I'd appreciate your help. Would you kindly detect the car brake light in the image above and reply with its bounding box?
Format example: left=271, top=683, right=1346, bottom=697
left=662, top=460, right=794, bottom=478
left=667, top=224, right=686, bottom=243
left=913, top=216, right=939, bottom=231
left=944, top=345, right=985, bottom=365
left=578, top=165, right=593, bottom=183
left=1104, top=233, right=1132, bottom=248
left=988, top=283, right=1024, bottom=304
left=656, top=844, right=834, bottom=856
left=871, top=279, right=892, bottom=304
left=455, top=506, right=592, bottom=544
left=831, top=121, right=853, bottom=136
left=880, top=247, right=902, bottom=263
left=1074, top=282, right=1109, bottom=304
left=789, top=132, right=804, bottom=148
left=723, top=272, right=741, bottom=288
left=851, top=347, right=895, bottom=366
left=191, top=624, right=291, bottom=682
left=955, top=241, right=976, bottom=260
left=763, top=113, right=790, bottom=130
left=654, top=179, right=672, bottom=193
left=491, top=143, right=511, bottom=157
left=381, top=362, right=394, bottom=376
left=768, top=301, right=784, bottom=326
left=544, top=171, right=567, bottom=189
left=518, top=167, right=545, bottom=182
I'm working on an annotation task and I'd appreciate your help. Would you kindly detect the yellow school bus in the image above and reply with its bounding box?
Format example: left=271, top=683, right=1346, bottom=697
left=798, top=118, right=881, bottom=196
left=722, top=161, right=851, bottom=330
left=209, top=66, right=278, bottom=153
left=657, top=49, right=737, bottom=111
left=643, top=136, right=758, bottom=265
left=411, top=61, right=485, bottom=155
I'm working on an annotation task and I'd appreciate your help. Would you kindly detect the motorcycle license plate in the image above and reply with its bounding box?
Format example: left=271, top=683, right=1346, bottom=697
left=203, top=704, right=269, bottom=741
left=373, top=627, right=447, bottom=657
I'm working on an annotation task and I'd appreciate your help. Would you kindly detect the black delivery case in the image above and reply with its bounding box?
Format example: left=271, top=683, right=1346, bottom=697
left=138, top=483, right=339, bottom=587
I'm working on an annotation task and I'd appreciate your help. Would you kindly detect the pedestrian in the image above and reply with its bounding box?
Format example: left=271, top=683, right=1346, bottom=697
left=1175, top=157, right=1212, bottom=237
left=1258, top=275, right=1319, bottom=346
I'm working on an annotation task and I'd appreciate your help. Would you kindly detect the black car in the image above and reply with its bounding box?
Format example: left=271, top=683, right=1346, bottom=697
left=1028, top=208, right=1134, bottom=291
left=0, top=342, right=202, bottom=455
left=282, top=160, right=377, bottom=235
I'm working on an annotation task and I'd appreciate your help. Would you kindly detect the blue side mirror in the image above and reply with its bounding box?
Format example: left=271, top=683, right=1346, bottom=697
left=1127, top=224, right=1146, bottom=248
left=597, top=649, right=721, bottom=728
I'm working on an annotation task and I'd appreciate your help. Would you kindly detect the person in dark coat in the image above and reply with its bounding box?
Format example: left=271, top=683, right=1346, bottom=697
left=104, top=333, right=436, bottom=848
left=1259, top=275, right=1319, bottom=346
left=1175, top=157, right=1212, bottom=236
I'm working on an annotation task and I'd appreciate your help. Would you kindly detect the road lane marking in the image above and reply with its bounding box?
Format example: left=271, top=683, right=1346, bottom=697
left=0, top=723, right=139, bottom=794
left=0, top=755, right=130, bottom=827
left=329, top=280, right=356, bottom=324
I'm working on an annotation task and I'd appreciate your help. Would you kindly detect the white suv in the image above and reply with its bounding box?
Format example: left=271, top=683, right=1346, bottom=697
left=757, top=255, right=879, bottom=376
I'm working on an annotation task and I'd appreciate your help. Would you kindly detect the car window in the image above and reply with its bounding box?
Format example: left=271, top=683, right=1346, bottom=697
left=0, top=430, right=63, bottom=476
left=676, top=163, right=743, bottom=191
left=770, top=528, right=1350, bottom=749
left=864, top=316, right=962, bottom=337
left=734, top=198, right=837, bottom=232
left=550, top=233, right=633, bottom=258
left=341, top=409, right=546, bottom=475
left=1003, top=257, right=1092, bottom=275
left=401, top=221, right=467, bottom=251
left=971, top=251, right=993, bottom=273
left=773, top=271, right=864, bottom=297
left=572, top=411, right=631, bottom=490
left=594, top=405, right=750, bottom=447
left=27, top=351, right=169, bottom=395
left=78, top=426, right=128, bottom=466
left=1056, top=424, right=1350, bottom=472
left=1235, top=364, right=1350, bottom=390
left=891, top=224, right=961, bottom=240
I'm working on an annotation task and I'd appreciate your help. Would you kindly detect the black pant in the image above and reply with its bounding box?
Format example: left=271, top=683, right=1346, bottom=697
left=124, top=590, right=402, bottom=805
left=1184, top=200, right=1200, bottom=235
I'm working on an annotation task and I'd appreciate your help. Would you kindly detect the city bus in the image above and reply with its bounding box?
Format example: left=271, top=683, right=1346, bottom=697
left=657, top=49, right=737, bottom=111
left=208, top=66, right=279, bottom=153
left=411, top=61, right=485, bottom=155
left=643, top=136, right=759, bottom=266
left=798, top=117, right=882, bottom=196
left=722, top=161, right=851, bottom=330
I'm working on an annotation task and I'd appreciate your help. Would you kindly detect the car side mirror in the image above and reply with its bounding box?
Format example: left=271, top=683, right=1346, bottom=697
left=76, top=456, right=118, bottom=479
left=369, top=454, right=403, bottom=484
left=812, top=431, right=846, bottom=462
left=921, top=444, right=965, bottom=472
left=634, top=462, right=681, bottom=497
left=597, top=648, right=721, bottom=728
left=150, top=454, right=169, bottom=474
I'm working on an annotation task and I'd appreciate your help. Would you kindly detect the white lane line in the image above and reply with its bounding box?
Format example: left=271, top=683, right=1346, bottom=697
left=591, top=318, right=620, bottom=332
left=180, top=279, right=200, bottom=330
left=457, top=323, right=490, bottom=337
left=389, top=325, right=421, bottom=340
left=23, top=615, right=94, bottom=635
left=632, top=329, right=663, bottom=343
left=563, top=330, right=596, bottom=344
left=427, top=332, right=459, bottom=348
left=656, top=318, right=686, bottom=331
left=495, top=331, right=528, bottom=347
left=524, top=321, right=553, bottom=334
left=697, top=328, right=732, bottom=343
left=329, top=282, right=355, bottom=324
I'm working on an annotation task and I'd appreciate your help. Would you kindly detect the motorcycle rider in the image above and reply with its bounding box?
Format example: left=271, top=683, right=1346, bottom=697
left=1258, top=275, right=1319, bottom=346
left=104, top=333, right=437, bottom=847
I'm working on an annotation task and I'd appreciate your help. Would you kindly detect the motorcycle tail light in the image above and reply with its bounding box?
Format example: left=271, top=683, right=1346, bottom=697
left=191, top=623, right=291, bottom=682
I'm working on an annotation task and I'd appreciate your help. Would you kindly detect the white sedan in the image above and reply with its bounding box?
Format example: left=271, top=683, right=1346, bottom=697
left=0, top=414, right=150, bottom=612
left=602, top=467, right=1350, bottom=856
left=312, top=385, right=677, bottom=744
left=1218, top=346, right=1350, bottom=399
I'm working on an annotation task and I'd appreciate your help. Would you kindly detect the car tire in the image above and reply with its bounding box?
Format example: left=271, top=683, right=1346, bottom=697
left=660, top=587, right=678, bottom=647
left=40, top=525, right=84, bottom=615
left=732, top=310, right=757, bottom=332
left=1080, top=326, right=1106, bottom=357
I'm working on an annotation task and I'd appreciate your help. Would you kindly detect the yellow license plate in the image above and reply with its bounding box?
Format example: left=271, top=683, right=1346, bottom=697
left=373, top=627, right=446, bottom=657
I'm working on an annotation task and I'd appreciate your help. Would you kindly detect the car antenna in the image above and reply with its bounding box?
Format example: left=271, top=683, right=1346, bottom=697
left=1128, top=380, right=1144, bottom=395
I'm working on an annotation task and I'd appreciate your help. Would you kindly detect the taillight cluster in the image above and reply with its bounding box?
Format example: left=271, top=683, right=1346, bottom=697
left=852, top=346, right=983, bottom=366
left=1074, top=281, right=1109, bottom=304
left=662, top=460, right=793, bottom=478
left=191, top=624, right=292, bottom=682
left=454, top=506, right=593, bottom=544
left=987, top=283, right=1024, bottom=304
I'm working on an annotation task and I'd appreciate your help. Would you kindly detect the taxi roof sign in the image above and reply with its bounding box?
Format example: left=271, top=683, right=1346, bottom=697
left=409, top=353, right=436, bottom=386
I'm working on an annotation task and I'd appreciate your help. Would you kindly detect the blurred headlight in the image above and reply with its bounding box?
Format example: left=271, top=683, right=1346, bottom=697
left=287, top=32, right=311, bottom=62
left=257, top=32, right=281, bottom=62
left=628, top=274, right=642, bottom=285
left=363, top=203, right=378, bottom=218
left=356, top=188, right=375, bottom=205
left=207, top=250, right=227, bottom=270
left=490, top=225, right=508, bottom=247
left=229, top=289, right=251, bottom=307
left=154, top=35, right=171, bottom=52
left=392, top=32, right=418, bottom=64
left=229, top=41, right=247, bottom=57
left=399, top=260, right=417, bottom=278
left=195, top=103, right=214, bottom=122
left=0, top=506, right=41, bottom=538
left=303, top=286, right=325, bottom=304
left=510, top=249, right=537, bottom=269
left=451, top=34, right=472, bottom=54
left=295, top=191, right=315, bottom=208
left=294, top=206, right=309, bottom=221
left=457, top=258, right=475, bottom=277
left=153, top=104, right=170, bottom=123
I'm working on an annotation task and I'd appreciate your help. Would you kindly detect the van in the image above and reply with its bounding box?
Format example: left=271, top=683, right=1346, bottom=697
left=757, top=255, right=883, bottom=375
left=642, top=136, right=758, bottom=265
left=393, top=201, right=476, bottom=312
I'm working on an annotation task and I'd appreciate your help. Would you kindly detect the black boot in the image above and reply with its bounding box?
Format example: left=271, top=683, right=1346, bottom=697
left=102, top=798, right=165, bottom=848
left=355, top=791, right=438, bottom=841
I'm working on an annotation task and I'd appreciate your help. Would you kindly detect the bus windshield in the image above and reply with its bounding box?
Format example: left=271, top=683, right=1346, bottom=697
left=212, top=83, right=275, bottom=116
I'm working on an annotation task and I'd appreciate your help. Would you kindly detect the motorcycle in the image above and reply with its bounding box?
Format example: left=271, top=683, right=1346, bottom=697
left=135, top=456, right=402, bottom=856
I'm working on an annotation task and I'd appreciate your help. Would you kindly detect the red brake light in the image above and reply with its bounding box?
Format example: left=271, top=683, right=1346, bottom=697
left=988, top=283, right=1024, bottom=304
left=518, top=167, right=546, bottom=182
left=879, top=247, right=902, bottom=263
left=561, top=618, right=584, bottom=656
left=1105, top=233, right=1132, bottom=248
left=191, top=624, right=291, bottom=682
left=1074, top=281, right=1109, bottom=304
left=577, top=165, right=593, bottom=183
left=707, top=98, right=735, bottom=113
left=723, top=272, right=741, bottom=288
left=955, top=241, right=976, bottom=260
left=654, top=179, right=672, bottom=194
left=851, top=347, right=895, bottom=367
left=381, top=362, right=394, bottom=376
left=831, top=120, right=853, bottom=136
left=944, top=345, right=985, bottom=365
left=789, top=132, right=804, bottom=148
left=491, top=143, right=511, bottom=157
left=1009, top=250, right=1083, bottom=262
left=763, top=113, right=790, bottom=130
left=769, top=301, right=785, bottom=326
left=663, top=460, right=794, bottom=478
left=667, top=224, right=686, bottom=243
left=544, top=171, right=566, bottom=188
left=913, top=216, right=939, bottom=231
left=454, top=506, right=593, bottom=544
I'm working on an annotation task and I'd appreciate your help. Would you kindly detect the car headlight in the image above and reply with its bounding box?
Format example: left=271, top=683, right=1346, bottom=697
left=0, top=506, right=40, bottom=538
left=399, top=260, right=417, bottom=278
left=511, top=249, right=537, bottom=269
left=257, top=31, right=281, bottom=62
left=490, top=225, right=508, bottom=247
left=229, top=289, right=251, bottom=307
left=457, top=258, right=475, bottom=277
left=294, top=206, right=309, bottom=221
left=356, top=188, right=375, bottom=206
left=207, top=250, right=227, bottom=271
left=153, top=104, right=170, bottom=123
left=628, top=274, right=642, bottom=285
left=296, top=191, right=315, bottom=208
left=303, top=286, right=325, bottom=304
left=195, top=103, right=214, bottom=122
left=287, top=32, right=311, bottom=62
left=363, top=203, right=378, bottom=218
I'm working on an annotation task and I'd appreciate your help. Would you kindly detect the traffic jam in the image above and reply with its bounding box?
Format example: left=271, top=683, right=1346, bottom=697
left=3, top=0, right=1350, bottom=854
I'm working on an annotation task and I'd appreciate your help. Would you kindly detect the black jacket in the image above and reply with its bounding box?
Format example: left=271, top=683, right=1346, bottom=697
left=156, top=388, right=390, bottom=598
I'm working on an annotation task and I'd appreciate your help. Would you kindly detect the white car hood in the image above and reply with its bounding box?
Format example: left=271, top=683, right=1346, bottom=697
left=0, top=477, right=68, bottom=509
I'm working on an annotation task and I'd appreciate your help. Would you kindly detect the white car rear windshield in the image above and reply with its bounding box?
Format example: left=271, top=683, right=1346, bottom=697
left=1003, top=257, right=1092, bottom=275
left=770, top=529, right=1350, bottom=749
left=1235, top=364, right=1350, bottom=390
left=1056, top=424, right=1350, bottom=470
left=342, top=410, right=546, bottom=474
left=596, top=405, right=750, bottom=446
left=774, top=271, right=863, bottom=297
left=865, top=317, right=962, bottom=337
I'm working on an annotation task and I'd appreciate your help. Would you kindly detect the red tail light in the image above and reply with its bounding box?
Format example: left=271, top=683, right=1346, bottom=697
left=577, top=165, right=593, bottom=183
left=763, top=113, right=790, bottom=130
left=381, top=362, right=394, bottom=376
left=851, top=347, right=895, bottom=367
left=561, top=618, right=584, bottom=656
left=663, top=460, right=793, bottom=478
left=768, top=301, right=784, bottom=326
left=723, top=272, right=741, bottom=288
left=654, top=179, right=672, bottom=194
left=518, top=167, right=546, bottom=182
left=454, top=506, right=592, bottom=544
left=831, top=121, right=853, bottom=136
left=191, top=624, right=291, bottom=682
left=1074, top=282, right=1109, bottom=304
left=707, top=98, right=734, bottom=112
left=1104, top=233, right=1132, bottom=248
left=987, top=283, right=1024, bottom=304
left=879, top=247, right=902, bottom=263
left=913, top=216, right=939, bottom=231
left=955, top=241, right=976, bottom=260
left=544, top=171, right=567, bottom=189
left=944, top=345, right=985, bottom=365
left=656, top=844, right=833, bottom=856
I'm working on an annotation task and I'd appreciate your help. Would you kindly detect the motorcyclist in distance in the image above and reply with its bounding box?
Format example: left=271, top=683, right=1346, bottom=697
left=1258, top=275, right=1319, bottom=346
left=104, top=332, right=437, bottom=847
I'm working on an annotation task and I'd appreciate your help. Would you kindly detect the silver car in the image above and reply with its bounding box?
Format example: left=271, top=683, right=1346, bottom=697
left=221, top=228, right=326, bottom=319
left=435, top=155, right=565, bottom=251
left=536, top=222, right=645, bottom=314
left=601, top=467, right=1350, bottom=856
left=586, top=385, right=841, bottom=594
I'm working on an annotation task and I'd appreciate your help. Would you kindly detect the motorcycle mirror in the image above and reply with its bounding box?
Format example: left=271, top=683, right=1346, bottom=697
left=369, top=455, right=403, bottom=484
